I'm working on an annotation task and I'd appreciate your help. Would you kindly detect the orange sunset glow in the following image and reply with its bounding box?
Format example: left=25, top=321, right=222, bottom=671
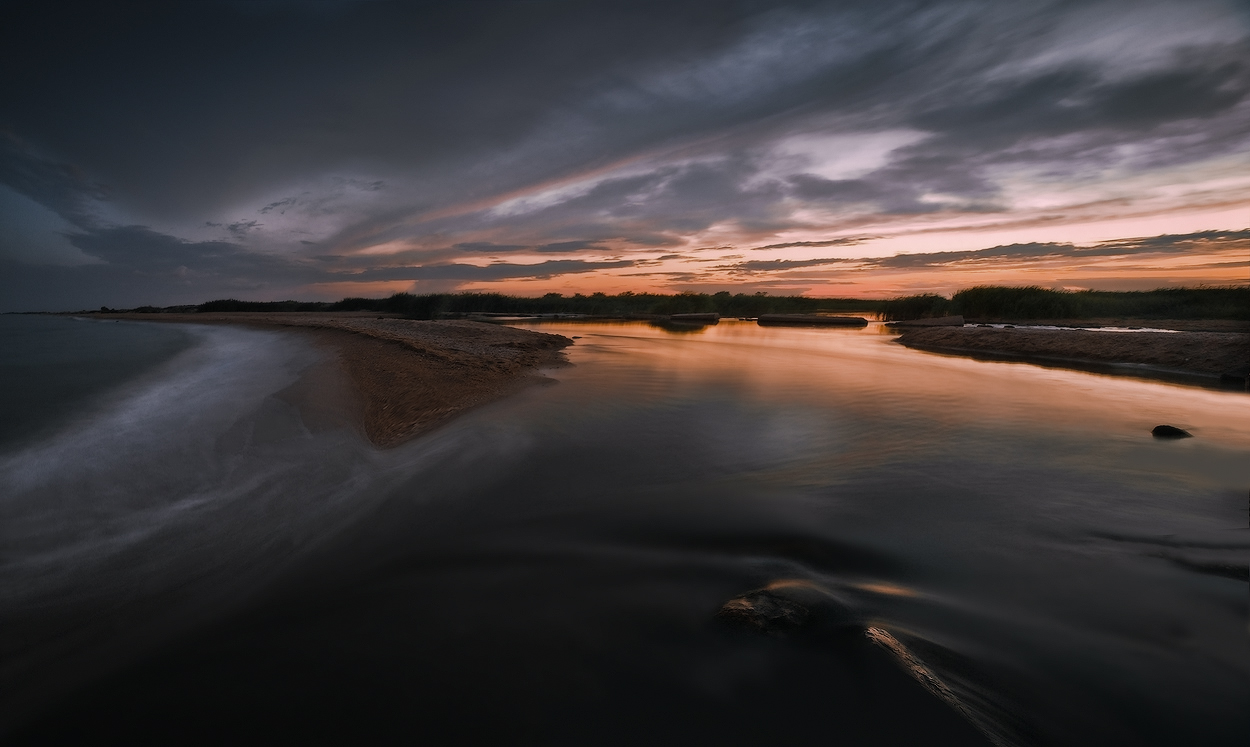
left=2, top=0, right=1247, bottom=310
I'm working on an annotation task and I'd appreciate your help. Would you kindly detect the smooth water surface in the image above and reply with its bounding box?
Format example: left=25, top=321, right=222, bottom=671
left=3, top=318, right=1247, bottom=745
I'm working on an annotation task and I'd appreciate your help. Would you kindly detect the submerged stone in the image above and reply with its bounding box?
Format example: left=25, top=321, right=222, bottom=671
left=717, top=579, right=860, bottom=636
left=1152, top=425, right=1192, bottom=439
left=717, top=590, right=809, bottom=634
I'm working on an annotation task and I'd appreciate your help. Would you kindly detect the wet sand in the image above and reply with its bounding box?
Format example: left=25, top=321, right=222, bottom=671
left=96, top=313, right=573, bottom=447
left=895, top=326, right=1250, bottom=386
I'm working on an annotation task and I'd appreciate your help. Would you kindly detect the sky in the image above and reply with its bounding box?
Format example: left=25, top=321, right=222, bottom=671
left=1, top=0, right=1248, bottom=311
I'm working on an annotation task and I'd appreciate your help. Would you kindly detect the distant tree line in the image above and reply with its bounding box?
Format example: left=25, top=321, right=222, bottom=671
left=194, top=292, right=883, bottom=318
left=879, top=285, right=1250, bottom=321
left=115, top=284, right=1248, bottom=321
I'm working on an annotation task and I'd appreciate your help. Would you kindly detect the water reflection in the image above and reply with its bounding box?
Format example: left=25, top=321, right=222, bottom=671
left=499, top=319, right=1250, bottom=745
left=10, top=318, right=1247, bottom=745
left=521, top=319, right=1250, bottom=448
left=648, top=318, right=718, bottom=333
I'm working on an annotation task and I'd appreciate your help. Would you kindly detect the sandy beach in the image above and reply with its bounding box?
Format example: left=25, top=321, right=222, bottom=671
left=895, top=325, right=1250, bottom=387
left=96, top=312, right=573, bottom=447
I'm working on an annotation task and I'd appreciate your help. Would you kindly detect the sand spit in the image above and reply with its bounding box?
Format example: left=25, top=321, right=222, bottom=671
left=895, top=326, right=1250, bottom=388
left=96, top=312, right=573, bottom=447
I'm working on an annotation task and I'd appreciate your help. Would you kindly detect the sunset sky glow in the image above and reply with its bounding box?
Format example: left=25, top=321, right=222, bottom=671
left=1, top=0, right=1247, bottom=310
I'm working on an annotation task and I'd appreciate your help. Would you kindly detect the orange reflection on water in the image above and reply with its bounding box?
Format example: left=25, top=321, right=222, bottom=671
left=515, top=319, right=1250, bottom=485
left=852, top=581, right=918, bottom=597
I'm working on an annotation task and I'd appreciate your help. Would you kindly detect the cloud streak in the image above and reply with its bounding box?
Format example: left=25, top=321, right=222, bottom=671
left=722, top=230, right=1250, bottom=273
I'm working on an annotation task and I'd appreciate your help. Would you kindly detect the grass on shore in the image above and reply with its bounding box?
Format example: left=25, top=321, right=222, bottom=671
left=879, top=285, right=1250, bottom=321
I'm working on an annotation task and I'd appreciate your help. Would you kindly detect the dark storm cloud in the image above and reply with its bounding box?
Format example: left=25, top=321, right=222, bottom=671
left=348, top=259, right=636, bottom=282
left=870, top=229, right=1250, bottom=269
left=872, top=242, right=1074, bottom=268
left=753, top=236, right=877, bottom=250
left=535, top=240, right=607, bottom=253
left=7, top=0, right=850, bottom=222
left=70, top=226, right=241, bottom=268
left=0, top=0, right=1247, bottom=307
left=0, top=132, right=108, bottom=229
left=452, top=240, right=606, bottom=254
left=720, top=229, right=1250, bottom=274
left=453, top=242, right=529, bottom=254
left=259, top=199, right=298, bottom=216
left=411, top=2, right=1249, bottom=240
left=452, top=156, right=797, bottom=250
left=911, top=46, right=1250, bottom=143
left=1093, top=229, right=1250, bottom=254
left=0, top=218, right=638, bottom=310
left=61, top=226, right=634, bottom=282
left=785, top=174, right=929, bottom=213
left=227, top=220, right=263, bottom=238
left=729, top=257, right=854, bottom=271
left=51, top=225, right=327, bottom=297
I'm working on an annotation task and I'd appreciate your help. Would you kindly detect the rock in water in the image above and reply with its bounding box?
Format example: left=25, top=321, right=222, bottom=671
left=717, top=590, right=809, bottom=634
left=718, top=579, right=861, bottom=636
left=1152, top=425, right=1192, bottom=439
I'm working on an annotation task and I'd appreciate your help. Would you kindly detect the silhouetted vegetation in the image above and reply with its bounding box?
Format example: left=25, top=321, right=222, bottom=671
left=880, top=285, right=1250, bottom=321
left=92, top=285, right=1248, bottom=321
left=876, top=294, right=948, bottom=321
left=197, top=299, right=335, bottom=313
left=191, top=292, right=883, bottom=319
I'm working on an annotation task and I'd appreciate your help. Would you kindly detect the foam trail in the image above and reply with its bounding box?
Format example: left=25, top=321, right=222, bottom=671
left=867, top=627, right=1023, bottom=747
left=0, top=323, right=366, bottom=605
left=0, top=319, right=517, bottom=737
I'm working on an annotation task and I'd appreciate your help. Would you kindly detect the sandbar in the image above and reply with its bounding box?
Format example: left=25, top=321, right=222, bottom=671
left=96, top=312, right=573, bottom=447
left=895, top=326, right=1250, bottom=388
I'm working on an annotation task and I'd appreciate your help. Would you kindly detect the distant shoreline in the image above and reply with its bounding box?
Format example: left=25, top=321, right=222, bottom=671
left=95, top=312, right=573, bottom=448
left=894, top=326, right=1250, bottom=390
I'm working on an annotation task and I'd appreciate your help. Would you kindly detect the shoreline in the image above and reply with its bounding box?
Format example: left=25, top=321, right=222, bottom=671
left=894, top=326, right=1250, bottom=390
left=94, top=312, right=574, bottom=447
left=960, top=317, right=1250, bottom=333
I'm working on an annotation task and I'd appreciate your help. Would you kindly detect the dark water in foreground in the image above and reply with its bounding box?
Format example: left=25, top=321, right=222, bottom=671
left=2, top=316, right=1247, bottom=745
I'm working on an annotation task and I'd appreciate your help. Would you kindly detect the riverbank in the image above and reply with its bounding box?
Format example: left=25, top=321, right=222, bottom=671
left=963, top=318, right=1250, bottom=333
left=894, top=326, right=1250, bottom=389
left=93, top=312, right=573, bottom=447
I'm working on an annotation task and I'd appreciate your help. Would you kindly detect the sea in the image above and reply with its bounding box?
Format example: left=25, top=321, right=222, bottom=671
left=1, top=314, right=1247, bottom=745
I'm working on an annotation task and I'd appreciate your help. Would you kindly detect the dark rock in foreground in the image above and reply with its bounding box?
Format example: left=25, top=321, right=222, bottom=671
left=717, top=579, right=861, bottom=635
left=757, top=314, right=868, bottom=327
left=718, top=590, right=809, bottom=634
left=1152, top=425, right=1193, bottom=439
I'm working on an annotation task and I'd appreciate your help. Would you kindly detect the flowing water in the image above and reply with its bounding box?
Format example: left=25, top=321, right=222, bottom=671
left=2, top=316, right=1247, bottom=745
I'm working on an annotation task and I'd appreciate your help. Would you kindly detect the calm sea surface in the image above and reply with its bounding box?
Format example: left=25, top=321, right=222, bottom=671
left=2, top=315, right=1247, bottom=745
